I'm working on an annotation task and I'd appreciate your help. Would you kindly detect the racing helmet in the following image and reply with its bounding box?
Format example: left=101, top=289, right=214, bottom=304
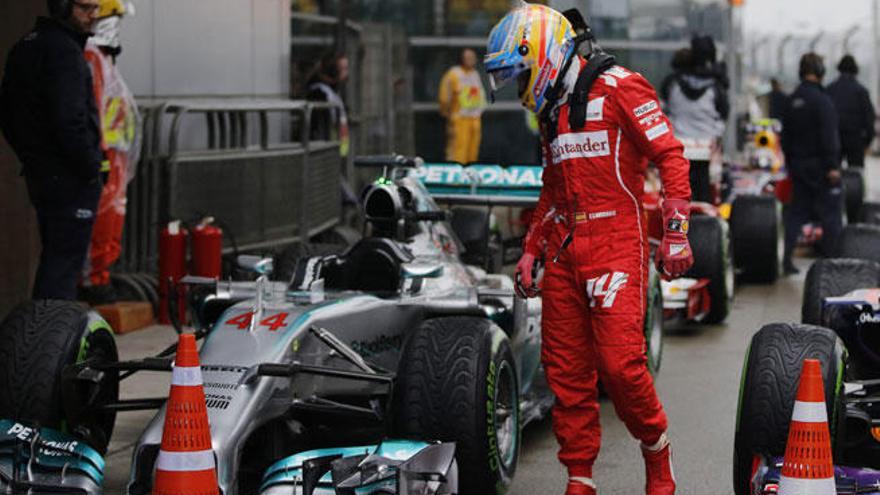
left=97, top=0, right=126, bottom=18
left=484, top=3, right=577, bottom=114
left=92, top=0, right=131, bottom=49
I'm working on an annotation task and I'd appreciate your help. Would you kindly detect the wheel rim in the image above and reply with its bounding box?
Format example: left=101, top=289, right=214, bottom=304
left=68, top=326, right=118, bottom=452
left=725, top=250, right=735, bottom=301
left=494, top=360, right=518, bottom=470
left=649, top=291, right=663, bottom=371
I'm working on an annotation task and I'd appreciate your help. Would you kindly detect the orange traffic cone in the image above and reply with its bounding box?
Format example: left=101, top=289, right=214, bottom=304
left=152, top=333, right=218, bottom=495
left=778, top=359, right=836, bottom=495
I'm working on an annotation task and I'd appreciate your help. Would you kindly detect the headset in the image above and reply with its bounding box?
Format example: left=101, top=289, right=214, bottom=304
left=799, top=53, right=826, bottom=80
left=47, top=0, right=74, bottom=19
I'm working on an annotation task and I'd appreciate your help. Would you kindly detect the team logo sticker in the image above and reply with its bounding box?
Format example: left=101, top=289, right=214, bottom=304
left=633, top=100, right=659, bottom=118
left=646, top=122, right=670, bottom=141
left=586, top=96, right=606, bottom=122
left=550, top=130, right=611, bottom=162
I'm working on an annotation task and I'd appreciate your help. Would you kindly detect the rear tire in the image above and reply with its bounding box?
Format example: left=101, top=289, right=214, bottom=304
left=395, top=317, right=520, bottom=495
left=733, top=323, right=846, bottom=495
left=730, top=195, right=779, bottom=283
left=802, top=258, right=880, bottom=325
left=842, top=168, right=865, bottom=224
left=838, top=223, right=880, bottom=263
left=0, top=300, right=119, bottom=453
left=685, top=215, right=733, bottom=323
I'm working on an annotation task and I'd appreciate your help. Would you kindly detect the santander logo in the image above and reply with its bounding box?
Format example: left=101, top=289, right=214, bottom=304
left=550, top=130, right=611, bottom=163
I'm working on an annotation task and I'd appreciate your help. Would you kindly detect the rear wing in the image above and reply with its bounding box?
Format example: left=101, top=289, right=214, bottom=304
left=412, top=163, right=544, bottom=207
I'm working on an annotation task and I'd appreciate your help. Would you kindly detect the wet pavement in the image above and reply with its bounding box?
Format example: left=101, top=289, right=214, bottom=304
left=101, top=159, right=880, bottom=493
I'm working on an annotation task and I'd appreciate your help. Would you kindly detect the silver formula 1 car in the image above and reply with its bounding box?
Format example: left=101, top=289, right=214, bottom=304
left=0, top=155, right=561, bottom=495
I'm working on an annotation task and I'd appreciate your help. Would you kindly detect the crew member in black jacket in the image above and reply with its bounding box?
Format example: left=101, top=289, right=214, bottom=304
left=0, top=0, right=104, bottom=300
left=827, top=55, right=875, bottom=168
left=782, top=53, right=842, bottom=274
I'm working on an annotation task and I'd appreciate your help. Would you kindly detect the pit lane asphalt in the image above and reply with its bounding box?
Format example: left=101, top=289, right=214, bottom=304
left=512, top=160, right=880, bottom=495
left=101, top=160, right=880, bottom=493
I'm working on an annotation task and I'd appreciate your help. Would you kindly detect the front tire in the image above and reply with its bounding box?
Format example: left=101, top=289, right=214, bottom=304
left=730, top=195, right=779, bottom=283
left=733, top=323, right=846, bottom=495
left=685, top=215, right=733, bottom=323
left=802, top=258, right=880, bottom=325
left=837, top=223, right=880, bottom=263
left=0, top=300, right=119, bottom=453
left=842, top=168, right=865, bottom=224
left=395, top=317, right=520, bottom=495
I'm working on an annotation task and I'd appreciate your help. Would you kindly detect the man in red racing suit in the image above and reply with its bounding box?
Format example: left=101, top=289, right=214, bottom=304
left=520, top=61, right=692, bottom=494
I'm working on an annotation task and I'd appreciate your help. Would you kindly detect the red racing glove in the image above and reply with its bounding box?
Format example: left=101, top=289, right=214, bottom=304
left=514, top=253, right=540, bottom=298
left=656, top=198, right=694, bottom=280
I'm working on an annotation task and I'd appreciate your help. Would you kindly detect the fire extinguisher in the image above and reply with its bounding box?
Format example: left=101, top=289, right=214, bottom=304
left=191, top=217, right=223, bottom=279
left=159, top=220, right=188, bottom=325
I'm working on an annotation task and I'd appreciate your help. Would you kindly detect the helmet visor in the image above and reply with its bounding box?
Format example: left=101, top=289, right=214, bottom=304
left=487, top=62, right=531, bottom=93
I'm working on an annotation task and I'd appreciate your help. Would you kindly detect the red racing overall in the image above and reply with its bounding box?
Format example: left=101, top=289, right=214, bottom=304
left=524, top=64, right=691, bottom=475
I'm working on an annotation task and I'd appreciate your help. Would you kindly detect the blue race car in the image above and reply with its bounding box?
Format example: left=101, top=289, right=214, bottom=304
left=734, top=255, right=880, bottom=495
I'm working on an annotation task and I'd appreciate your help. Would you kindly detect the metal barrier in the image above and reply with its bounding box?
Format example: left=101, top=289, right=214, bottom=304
left=122, top=99, right=342, bottom=272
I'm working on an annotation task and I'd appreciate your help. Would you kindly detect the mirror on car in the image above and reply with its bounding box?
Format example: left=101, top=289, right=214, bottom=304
left=237, top=255, right=274, bottom=275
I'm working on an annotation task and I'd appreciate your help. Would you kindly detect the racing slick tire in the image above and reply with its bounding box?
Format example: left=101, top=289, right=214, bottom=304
left=395, top=317, right=520, bottom=495
left=0, top=300, right=119, bottom=453
left=861, top=201, right=880, bottom=225
left=802, top=258, right=880, bottom=325
left=685, top=215, right=733, bottom=324
left=644, top=265, right=664, bottom=374
left=838, top=223, right=880, bottom=264
left=733, top=323, right=846, bottom=495
left=842, top=168, right=865, bottom=224
left=730, top=195, right=779, bottom=284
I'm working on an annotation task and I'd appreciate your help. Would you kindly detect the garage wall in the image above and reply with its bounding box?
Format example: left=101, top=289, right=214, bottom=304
left=0, top=3, right=45, bottom=319
left=119, top=0, right=291, bottom=98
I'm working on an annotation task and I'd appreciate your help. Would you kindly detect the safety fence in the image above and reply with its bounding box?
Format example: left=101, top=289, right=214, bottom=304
left=290, top=14, right=414, bottom=161
left=121, top=99, right=341, bottom=272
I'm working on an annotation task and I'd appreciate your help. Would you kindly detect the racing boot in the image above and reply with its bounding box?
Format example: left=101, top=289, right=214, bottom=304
left=565, top=478, right=597, bottom=495
left=642, top=433, right=675, bottom=495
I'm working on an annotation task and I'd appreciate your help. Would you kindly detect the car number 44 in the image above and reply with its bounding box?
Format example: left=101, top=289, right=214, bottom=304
left=225, top=312, right=290, bottom=331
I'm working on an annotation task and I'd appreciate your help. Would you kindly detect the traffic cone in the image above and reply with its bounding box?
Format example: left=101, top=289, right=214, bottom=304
left=778, top=359, right=836, bottom=495
left=153, top=333, right=218, bottom=495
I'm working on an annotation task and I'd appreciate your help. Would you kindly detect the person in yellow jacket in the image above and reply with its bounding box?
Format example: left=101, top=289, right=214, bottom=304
left=80, top=0, right=141, bottom=304
left=439, top=48, right=487, bottom=164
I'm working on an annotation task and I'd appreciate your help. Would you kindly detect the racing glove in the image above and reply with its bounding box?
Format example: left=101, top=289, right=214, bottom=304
left=656, top=198, right=694, bottom=280
left=515, top=253, right=540, bottom=298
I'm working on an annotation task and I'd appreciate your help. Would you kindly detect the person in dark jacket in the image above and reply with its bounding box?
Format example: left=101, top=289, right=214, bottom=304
left=768, top=78, right=787, bottom=121
left=782, top=53, right=842, bottom=274
left=0, top=0, right=104, bottom=300
left=827, top=55, right=875, bottom=168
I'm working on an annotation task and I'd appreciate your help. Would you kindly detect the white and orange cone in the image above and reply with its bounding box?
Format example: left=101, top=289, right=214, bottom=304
left=778, top=358, right=836, bottom=495
left=152, top=333, right=218, bottom=495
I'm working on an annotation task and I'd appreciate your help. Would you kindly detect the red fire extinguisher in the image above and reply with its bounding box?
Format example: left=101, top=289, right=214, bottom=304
left=159, top=220, right=188, bottom=325
left=191, top=217, right=223, bottom=279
